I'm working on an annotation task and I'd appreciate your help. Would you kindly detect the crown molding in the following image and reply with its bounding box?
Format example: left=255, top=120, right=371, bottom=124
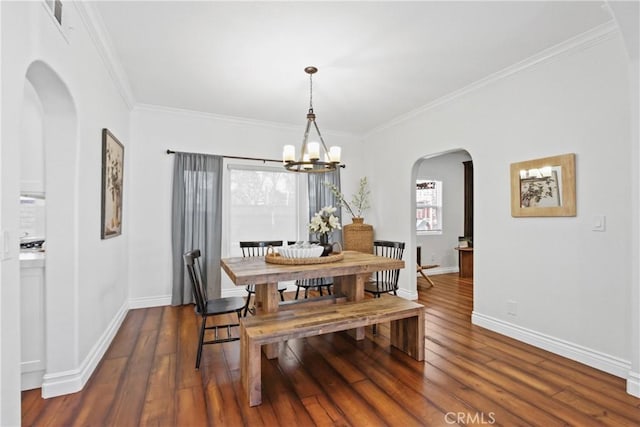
left=366, top=20, right=619, bottom=137
left=133, top=103, right=358, bottom=138
left=72, top=1, right=135, bottom=110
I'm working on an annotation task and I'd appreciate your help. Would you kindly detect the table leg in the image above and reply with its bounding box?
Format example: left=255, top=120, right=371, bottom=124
left=254, top=282, right=279, bottom=359
left=333, top=273, right=367, bottom=340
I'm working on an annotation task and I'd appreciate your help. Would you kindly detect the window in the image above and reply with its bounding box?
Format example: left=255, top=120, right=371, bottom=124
left=226, top=164, right=306, bottom=257
left=416, top=180, right=442, bottom=233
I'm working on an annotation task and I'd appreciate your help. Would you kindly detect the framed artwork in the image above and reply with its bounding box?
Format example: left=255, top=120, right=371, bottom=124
left=101, top=128, right=124, bottom=239
left=510, top=153, right=576, bottom=217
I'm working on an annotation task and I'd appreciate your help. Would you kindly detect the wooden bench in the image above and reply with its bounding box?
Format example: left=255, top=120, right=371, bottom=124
left=240, top=296, right=425, bottom=406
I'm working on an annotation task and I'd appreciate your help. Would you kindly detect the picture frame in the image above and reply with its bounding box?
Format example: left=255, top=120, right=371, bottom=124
left=510, top=153, right=576, bottom=217
left=101, top=128, right=124, bottom=239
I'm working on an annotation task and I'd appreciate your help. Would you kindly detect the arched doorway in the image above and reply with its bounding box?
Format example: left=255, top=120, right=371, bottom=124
left=412, top=149, right=473, bottom=295
left=23, top=61, right=78, bottom=397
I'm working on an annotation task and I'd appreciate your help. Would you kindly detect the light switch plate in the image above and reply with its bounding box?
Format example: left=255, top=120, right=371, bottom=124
left=592, top=215, right=606, bottom=232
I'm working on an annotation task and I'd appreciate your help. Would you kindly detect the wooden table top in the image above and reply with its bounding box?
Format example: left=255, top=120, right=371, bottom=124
left=221, top=250, right=405, bottom=286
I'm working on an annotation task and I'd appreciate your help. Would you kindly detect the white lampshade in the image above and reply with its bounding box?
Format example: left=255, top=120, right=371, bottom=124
left=329, top=146, right=341, bottom=163
left=283, top=145, right=295, bottom=162
left=308, top=142, right=320, bottom=160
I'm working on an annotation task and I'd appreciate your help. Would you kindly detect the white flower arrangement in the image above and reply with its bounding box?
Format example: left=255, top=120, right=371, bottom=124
left=308, top=206, right=342, bottom=237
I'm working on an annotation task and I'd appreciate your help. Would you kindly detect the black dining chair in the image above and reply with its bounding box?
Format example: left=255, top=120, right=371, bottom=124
left=365, top=240, right=406, bottom=297
left=364, top=240, right=405, bottom=334
left=239, top=240, right=287, bottom=315
left=183, top=249, right=246, bottom=369
left=294, top=277, right=333, bottom=300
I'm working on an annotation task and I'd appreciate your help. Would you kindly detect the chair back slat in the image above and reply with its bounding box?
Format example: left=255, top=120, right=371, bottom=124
left=240, top=241, right=285, bottom=296
left=239, top=240, right=283, bottom=257
left=184, top=249, right=207, bottom=314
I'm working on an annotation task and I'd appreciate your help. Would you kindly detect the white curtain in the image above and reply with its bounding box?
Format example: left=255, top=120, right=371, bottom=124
left=171, top=153, right=223, bottom=305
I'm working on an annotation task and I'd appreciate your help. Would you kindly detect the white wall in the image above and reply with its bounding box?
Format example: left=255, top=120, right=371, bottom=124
left=365, top=32, right=634, bottom=380
left=128, top=106, right=363, bottom=304
left=20, top=80, right=46, bottom=197
left=416, top=150, right=471, bottom=271
left=1, top=1, right=130, bottom=420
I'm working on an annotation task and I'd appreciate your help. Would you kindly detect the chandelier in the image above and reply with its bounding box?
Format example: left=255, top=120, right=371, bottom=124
left=283, top=66, right=343, bottom=173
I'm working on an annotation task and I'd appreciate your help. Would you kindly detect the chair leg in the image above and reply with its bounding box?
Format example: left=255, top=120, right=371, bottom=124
left=295, top=286, right=300, bottom=300
left=278, top=290, right=285, bottom=302
left=318, top=285, right=324, bottom=296
left=372, top=293, right=381, bottom=335
left=242, top=293, right=252, bottom=317
left=196, top=316, right=207, bottom=369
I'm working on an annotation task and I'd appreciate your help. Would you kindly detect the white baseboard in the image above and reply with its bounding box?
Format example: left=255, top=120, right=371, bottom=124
left=397, top=288, right=419, bottom=300
left=471, top=311, right=631, bottom=380
left=41, top=301, right=129, bottom=398
left=417, top=266, right=458, bottom=276
left=627, top=371, right=640, bottom=397
left=222, top=283, right=297, bottom=298
left=223, top=287, right=250, bottom=298
left=21, top=370, right=45, bottom=391
left=128, top=294, right=172, bottom=309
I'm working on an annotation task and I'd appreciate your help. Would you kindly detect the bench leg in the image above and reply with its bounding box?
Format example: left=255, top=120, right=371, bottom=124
left=390, top=310, right=425, bottom=361
left=241, top=330, right=263, bottom=407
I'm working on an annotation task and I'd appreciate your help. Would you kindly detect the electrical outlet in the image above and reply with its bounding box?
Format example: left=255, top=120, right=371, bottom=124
left=507, top=300, right=518, bottom=316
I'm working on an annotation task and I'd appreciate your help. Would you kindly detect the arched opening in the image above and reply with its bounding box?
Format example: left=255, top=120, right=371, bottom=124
left=411, top=149, right=473, bottom=301
left=23, top=61, right=78, bottom=397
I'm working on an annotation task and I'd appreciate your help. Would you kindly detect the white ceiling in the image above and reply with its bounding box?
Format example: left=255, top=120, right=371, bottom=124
left=93, top=1, right=615, bottom=134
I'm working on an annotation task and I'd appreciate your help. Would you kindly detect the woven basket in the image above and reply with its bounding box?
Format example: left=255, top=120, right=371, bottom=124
left=265, top=252, right=344, bottom=265
left=343, top=217, right=374, bottom=254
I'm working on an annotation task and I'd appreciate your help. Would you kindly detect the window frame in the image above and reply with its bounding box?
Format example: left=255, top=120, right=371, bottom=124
left=221, top=159, right=308, bottom=258
left=416, top=179, right=443, bottom=236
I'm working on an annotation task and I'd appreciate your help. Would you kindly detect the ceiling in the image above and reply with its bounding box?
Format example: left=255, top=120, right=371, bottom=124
left=93, top=1, right=615, bottom=135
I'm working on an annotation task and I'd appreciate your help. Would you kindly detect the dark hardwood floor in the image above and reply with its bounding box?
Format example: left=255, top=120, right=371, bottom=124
left=22, top=273, right=640, bottom=426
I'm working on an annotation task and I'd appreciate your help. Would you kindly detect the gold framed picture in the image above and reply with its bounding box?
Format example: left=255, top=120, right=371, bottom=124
left=101, top=128, right=124, bottom=238
left=510, top=153, right=576, bottom=217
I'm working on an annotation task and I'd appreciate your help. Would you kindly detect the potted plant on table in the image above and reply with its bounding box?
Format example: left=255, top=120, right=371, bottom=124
left=324, top=177, right=374, bottom=253
left=324, top=177, right=371, bottom=222
left=308, top=206, right=342, bottom=256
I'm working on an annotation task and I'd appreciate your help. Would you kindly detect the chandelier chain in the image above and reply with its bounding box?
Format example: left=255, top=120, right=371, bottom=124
left=309, top=73, right=314, bottom=112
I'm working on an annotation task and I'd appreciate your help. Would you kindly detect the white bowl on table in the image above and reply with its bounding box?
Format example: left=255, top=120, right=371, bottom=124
left=281, top=245, right=323, bottom=258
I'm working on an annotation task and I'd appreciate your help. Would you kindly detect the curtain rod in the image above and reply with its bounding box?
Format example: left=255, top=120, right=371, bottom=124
left=166, top=149, right=345, bottom=168
left=166, top=149, right=282, bottom=164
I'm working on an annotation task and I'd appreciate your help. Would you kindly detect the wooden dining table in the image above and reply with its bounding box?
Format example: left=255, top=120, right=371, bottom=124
left=221, top=250, right=405, bottom=358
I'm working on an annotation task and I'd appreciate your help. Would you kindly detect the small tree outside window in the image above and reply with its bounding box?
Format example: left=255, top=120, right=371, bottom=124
left=416, top=180, right=442, bottom=233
